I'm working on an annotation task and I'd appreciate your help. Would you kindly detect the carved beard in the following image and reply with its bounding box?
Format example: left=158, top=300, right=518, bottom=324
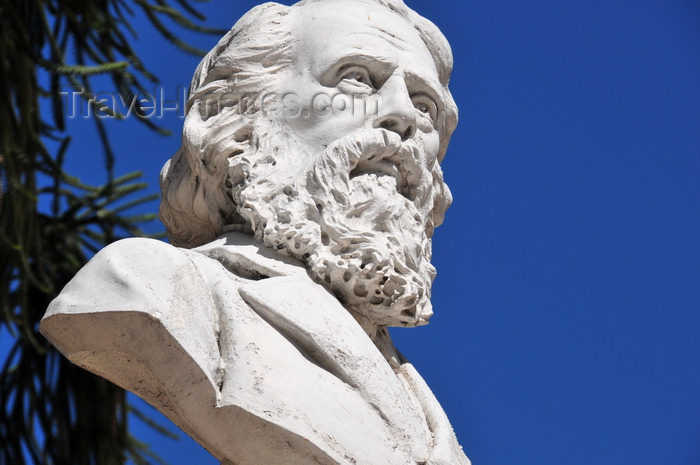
left=229, top=127, right=444, bottom=327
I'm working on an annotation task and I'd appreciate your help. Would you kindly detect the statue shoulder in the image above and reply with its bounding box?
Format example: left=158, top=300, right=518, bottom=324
left=43, top=238, right=217, bottom=318
left=40, top=238, right=227, bottom=402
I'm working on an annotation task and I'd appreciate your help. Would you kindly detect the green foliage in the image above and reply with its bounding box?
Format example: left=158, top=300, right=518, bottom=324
left=0, top=0, right=224, bottom=463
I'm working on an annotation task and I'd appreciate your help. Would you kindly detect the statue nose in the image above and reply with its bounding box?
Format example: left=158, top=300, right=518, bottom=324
left=373, top=74, right=416, bottom=141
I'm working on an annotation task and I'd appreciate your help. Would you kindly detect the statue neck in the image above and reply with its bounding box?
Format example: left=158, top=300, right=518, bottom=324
left=350, top=311, right=402, bottom=370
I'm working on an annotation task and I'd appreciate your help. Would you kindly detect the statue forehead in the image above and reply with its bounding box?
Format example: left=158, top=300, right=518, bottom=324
left=292, top=2, right=434, bottom=71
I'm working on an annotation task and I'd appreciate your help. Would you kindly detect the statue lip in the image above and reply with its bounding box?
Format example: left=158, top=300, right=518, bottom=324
left=349, top=132, right=416, bottom=200
left=350, top=158, right=409, bottom=198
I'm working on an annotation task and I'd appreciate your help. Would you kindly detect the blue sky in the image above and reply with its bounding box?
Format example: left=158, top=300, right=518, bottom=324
left=27, top=0, right=700, bottom=464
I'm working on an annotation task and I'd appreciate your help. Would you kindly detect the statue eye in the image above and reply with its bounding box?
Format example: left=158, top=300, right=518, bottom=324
left=338, top=66, right=374, bottom=91
left=415, top=102, right=429, bottom=113
left=411, top=94, right=438, bottom=124
left=345, top=71, right=369, bottom=84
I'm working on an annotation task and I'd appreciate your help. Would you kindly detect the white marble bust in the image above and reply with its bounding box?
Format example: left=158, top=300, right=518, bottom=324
left=41, top=1, right=468, bottom=464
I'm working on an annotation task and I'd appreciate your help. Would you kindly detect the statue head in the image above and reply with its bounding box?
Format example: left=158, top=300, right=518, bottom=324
left=160, top=0, right=458, bottom=328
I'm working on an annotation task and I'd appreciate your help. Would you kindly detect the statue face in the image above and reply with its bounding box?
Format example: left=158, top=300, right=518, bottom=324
left=275, top=2, right=445, bottom=215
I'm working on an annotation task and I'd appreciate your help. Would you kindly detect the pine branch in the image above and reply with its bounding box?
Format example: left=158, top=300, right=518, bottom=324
left=37, top=59, right=130, bottom=76
left=0, top=0, right=225, bottom=464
